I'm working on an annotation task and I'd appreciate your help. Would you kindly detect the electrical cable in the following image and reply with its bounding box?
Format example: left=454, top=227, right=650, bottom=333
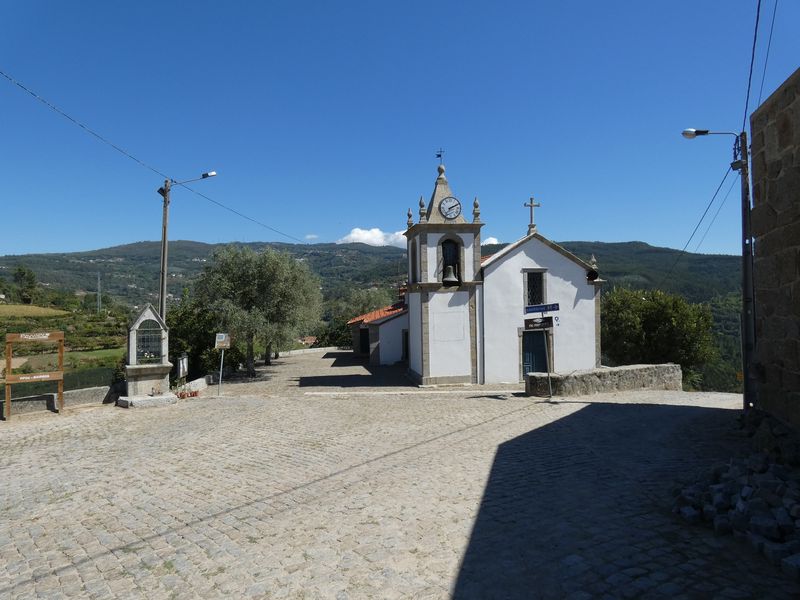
left=694, top=173, right=740, bottom=253
left=0, top=68, right=304, bottom=244
left=657, top=166, right=732, bottom=289
left=741, top=0, right=763, bottom=132
left=0, top=69, right=170, bottom=181
left=178, top=183, right=306, bottom=243
left=757, top=0, right=779, bottom=107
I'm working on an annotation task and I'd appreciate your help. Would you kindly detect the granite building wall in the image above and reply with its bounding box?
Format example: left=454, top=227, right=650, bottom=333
left=750, top=67, right=800, bottom=428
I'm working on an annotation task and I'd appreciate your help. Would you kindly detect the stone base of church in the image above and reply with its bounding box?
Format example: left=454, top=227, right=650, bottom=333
left=408, top=369, right=475, bottom=386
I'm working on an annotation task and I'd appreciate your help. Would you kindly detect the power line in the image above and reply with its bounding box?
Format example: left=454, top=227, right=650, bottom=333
left=179, top=183, right=305, bottom=243
left=657, top=166, right=732, bottom=289
left=741, top=0, right=763, bottom=132
left=0, top=67, right=304, bottom=244
left=0, top=69, right=170, bottom=180
left=694, top=172, right=740, bottom=253
left=757, top=0, right=779, bottom=107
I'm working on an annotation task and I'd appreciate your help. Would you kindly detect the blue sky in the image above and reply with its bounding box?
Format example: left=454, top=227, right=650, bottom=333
left=1, top=1, right=797, bottom=256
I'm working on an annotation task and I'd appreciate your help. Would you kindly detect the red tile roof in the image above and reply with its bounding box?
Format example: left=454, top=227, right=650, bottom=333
left=347, top=303, right=407, bottom=326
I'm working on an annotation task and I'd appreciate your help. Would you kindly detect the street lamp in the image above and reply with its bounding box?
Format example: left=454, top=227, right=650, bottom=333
left=682, top=128, right=755, bottom=411
left=157, top=171, right=217, bottom=319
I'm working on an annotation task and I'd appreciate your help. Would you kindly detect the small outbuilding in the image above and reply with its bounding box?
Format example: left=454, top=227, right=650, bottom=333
left=347, top=302, right=408, bottom=366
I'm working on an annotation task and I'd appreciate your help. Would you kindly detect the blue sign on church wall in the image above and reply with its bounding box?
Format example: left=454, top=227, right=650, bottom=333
left=524, top=302, right=560, bottom=314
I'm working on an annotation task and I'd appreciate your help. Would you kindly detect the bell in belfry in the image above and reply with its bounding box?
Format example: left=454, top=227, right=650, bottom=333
left=443, top=265, right=459, bottom=286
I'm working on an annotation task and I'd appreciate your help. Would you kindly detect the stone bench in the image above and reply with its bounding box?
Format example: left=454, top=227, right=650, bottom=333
left=525, top=364, right=683, bottom=397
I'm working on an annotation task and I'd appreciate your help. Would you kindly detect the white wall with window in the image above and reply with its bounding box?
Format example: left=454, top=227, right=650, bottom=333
left=482, top=238, right=597, bottom=383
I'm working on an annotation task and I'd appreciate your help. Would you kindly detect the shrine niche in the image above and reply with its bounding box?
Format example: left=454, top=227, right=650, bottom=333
left=117, top=304, right=177, bottom=408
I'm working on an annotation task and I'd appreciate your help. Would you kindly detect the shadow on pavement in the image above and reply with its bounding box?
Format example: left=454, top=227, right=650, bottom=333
left=298, top=352, right=414, bottom=388
left=321, top=351, right=368, bottom=367
left=453, top=402, right=798, bottom=599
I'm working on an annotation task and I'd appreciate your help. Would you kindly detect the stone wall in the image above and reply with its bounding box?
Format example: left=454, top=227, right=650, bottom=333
left=750, top=67, right=800, bottom=428
left=525, top=364, right=682, bottom=397
left=3, top=385, right=114, bottom=417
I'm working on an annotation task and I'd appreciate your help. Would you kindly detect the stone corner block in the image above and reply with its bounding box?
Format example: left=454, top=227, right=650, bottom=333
left=116, top=394, right=179, bottom=409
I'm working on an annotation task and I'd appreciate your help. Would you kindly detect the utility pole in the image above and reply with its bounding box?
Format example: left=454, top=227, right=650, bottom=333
left=97, top=272, right=101, bottom=315
left=733, top=131, right=756, bottom=411
left=157, top=179, right=171, bottom=319
left=681, top=128, right=757, bottom=412
left=155, top=172, right=215, bottom=320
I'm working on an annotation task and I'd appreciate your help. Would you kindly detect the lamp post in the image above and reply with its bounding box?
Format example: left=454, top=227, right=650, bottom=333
left=157, top=171, right=217, bottom=319
left=682, top=128, right=755, bottom=411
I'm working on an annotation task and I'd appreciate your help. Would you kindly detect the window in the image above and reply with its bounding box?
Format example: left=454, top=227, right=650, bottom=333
left=441, top=239, right=460, bottom=283
left=136, top=319, right=162, bottom=364
left=526, top=271, right=544, bottom=306
left=410, top=241, right=418, bottom=284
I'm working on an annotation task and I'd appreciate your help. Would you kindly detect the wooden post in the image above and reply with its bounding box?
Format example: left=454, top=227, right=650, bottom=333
left=57, top=338, right=64, bottom=414
left=3, top=332, right=65, bottom=421
left=4, top=341, right=11, bottom=420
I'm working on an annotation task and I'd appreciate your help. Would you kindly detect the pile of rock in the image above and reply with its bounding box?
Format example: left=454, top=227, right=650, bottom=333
left=673, top=410, right=800, bottom=578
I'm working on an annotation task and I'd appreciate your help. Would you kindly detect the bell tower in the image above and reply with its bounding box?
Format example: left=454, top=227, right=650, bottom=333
left=404, top=164, right=483, bottom=384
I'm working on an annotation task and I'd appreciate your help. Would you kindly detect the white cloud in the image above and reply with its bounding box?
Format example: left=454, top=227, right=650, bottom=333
left=304, top=234, right=319, bottom=240
left=337, top=227, right=406, bottom=248
left=482, top=237, right=499, bottom=245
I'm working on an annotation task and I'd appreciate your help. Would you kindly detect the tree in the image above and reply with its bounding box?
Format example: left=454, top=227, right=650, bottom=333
left=193, top=246, right=321, bottom=376
left=166, top=289, right=244, bottom=381
left=316, top=287, right=395, bottom=348
left=601, top=288, right=715, bottom=387
left=13, top=265, right=37, bottom=304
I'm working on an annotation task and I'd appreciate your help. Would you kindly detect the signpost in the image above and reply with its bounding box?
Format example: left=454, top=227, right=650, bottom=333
left=215, top=333, right=230, bottom=396
left=522, top=307, right=558, bottom=398
left=524, top=302, right=559, bottom=314
left=4, top=331, right=65, bottom=420
left=524, top=316, right=553, bottom=330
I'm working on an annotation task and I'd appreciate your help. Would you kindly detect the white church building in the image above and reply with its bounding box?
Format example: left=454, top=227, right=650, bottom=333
left=348, top=163, right=602, bottom=385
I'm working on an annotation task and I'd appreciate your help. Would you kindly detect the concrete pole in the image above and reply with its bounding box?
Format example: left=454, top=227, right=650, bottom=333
left=158, top=179, right=171, bottom=319
left=738, top=132, right=757, bottom=411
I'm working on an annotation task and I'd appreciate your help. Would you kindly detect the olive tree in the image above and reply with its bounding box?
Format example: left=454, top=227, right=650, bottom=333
left=193, top=246, right=321, bottom=376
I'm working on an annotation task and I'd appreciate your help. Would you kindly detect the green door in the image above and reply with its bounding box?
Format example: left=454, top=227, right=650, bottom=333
left=522, top=331, right=548, bottom=374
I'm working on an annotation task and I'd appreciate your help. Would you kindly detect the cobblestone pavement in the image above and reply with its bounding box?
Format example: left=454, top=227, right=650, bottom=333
left=1, top=350, right=797, bottom=599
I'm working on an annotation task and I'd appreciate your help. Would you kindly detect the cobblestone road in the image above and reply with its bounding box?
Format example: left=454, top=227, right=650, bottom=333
left=1, top=351, right=797, bottom=599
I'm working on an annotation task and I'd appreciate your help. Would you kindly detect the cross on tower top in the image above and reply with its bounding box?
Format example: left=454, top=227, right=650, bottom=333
left=524, top=196, right=541, bottom=235
left=435, top=148, right=444, bottom=165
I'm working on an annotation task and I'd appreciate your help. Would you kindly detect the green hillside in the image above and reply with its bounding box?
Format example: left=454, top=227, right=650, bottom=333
left=0, top=241, right=408, bottom=307
left=0, top=239, right=739, bottom=306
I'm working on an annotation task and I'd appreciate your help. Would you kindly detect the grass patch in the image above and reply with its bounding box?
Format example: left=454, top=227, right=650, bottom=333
left=0, top=304, right=69, bottom=318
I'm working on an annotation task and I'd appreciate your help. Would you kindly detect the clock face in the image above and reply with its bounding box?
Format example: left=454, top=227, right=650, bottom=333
left=439, top=196, right=462, bottom=219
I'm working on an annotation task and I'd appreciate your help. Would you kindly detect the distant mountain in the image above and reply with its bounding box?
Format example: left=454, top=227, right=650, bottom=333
left=0, top=241, right=409, bottom=307
left=0, top=239, right=739, bottom=306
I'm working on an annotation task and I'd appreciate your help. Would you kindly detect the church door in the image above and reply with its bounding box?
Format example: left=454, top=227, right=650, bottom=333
left=522, top=331, right=548, bottom=374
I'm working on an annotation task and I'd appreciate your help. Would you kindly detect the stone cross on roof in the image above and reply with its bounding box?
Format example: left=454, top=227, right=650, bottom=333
left=524, top=196, right=541, bottom=235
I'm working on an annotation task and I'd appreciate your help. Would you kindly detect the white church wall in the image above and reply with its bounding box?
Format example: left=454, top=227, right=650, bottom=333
left=483, top=240, right=596, bottom=383
left=462, top=233, right=475, bottom=281
left=377, top=313, right=408, bottom=365
left=408, top=292, right=422, bottom=375
left=426, top=233, right=443, bottom=281
left=476, top=285, right=485, bottom=383
left=428, top=291, right=472, bottom=378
